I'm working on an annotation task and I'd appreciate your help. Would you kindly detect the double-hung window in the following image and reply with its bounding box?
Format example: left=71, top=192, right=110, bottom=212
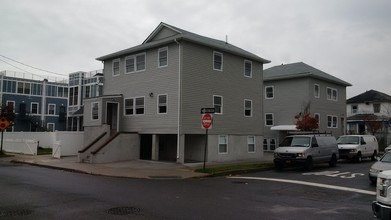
left=244, top=60, right=252, bottom=78
left=125, top=56, right=135, bottom=73
left=218, top=135, right=228, bottom=154
left=244, top=99, right=252, bottom=117
left=213, top=95, right=223, bottom=114
left=314, top=84, right=320, bottom=98
left=124, top=97, right=145, bottom=115
left=31, top=102, right=39, bottom=114
left=158, top=47, right=168, bottom=67
left=213, top=51, right=223, bottom=71
left=352, top=105, right=358, bottom=113
left=265, top=86, right=274, bottom=99
left=125, top=53, right=146, bottom=73
left=327, top=87, right=338, bottom=101
left=48, top=104, right=56, bottom=115
left=112, top=59, right=120, bottom=76
left=327, top=115, right=338, bottom=128
left=265, top=113, right=274, bottom=126
left=248, top=136, right=255, bottom=153
left=158, top=94, right=167, bottom=114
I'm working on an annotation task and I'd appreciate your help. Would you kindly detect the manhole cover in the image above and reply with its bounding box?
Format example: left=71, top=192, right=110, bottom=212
left=0, top=209, right=33, bottom=217
left=107, top=207, right=141, bottom=216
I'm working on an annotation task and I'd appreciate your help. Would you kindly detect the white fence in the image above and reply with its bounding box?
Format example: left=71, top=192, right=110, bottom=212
left=2, top=131, right=84, bottom=158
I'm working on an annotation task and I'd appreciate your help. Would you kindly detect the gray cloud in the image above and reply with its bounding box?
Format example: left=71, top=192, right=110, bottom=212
left=1, top=0, right=390, bottom=97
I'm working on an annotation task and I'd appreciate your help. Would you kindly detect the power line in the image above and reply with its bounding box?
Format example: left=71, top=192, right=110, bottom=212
left=0, top=58, right=38, bottom=76
left=0, top=54, right=68, bottom=77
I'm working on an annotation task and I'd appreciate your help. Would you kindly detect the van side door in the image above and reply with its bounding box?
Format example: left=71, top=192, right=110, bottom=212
left=310, top=137, right=322, bottom=162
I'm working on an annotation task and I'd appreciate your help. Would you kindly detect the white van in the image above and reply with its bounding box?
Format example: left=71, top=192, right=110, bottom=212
left=274, top=134, right=339, bottom=170
left=337, top=135, right=378, bottom=162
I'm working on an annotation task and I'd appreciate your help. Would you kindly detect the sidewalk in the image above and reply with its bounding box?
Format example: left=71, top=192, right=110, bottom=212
left=0, top=152, right=274, bottom=179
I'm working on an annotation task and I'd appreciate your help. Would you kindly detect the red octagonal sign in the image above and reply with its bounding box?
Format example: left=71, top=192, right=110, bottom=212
left=201, top=113, right=213, bottom=129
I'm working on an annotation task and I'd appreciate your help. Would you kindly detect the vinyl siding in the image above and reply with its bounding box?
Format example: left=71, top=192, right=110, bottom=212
left=102, top=42, right=179, bottom=133
left=181, top=41, right=263, bottom=135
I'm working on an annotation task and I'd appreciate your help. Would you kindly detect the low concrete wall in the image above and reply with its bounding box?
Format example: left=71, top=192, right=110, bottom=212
left=92, top=133, right=140, bottom=163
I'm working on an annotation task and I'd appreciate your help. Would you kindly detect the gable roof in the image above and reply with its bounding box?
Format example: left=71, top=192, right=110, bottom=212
left=347, top=90, right=391, bottom=103
left=96, top=22, right=270, bottom=63
left=263, top=62, right=351, bottom=86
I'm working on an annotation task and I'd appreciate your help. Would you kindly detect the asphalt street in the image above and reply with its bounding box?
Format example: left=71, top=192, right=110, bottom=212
left=0, top=159, right=376, bottom=219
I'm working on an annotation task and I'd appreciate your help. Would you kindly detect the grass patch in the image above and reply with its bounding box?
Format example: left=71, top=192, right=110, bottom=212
left=37, top=147, right=52, bottom=155
left=195, top=162, right=274, bottom=175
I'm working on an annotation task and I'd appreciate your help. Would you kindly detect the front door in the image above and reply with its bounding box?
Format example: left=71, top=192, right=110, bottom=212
left=106, top=102, right=119, bottom=132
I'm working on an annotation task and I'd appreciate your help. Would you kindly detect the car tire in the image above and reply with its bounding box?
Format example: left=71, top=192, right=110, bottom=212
left=274, top=162, right=283, bottom=170
left=371, top=151, right=377, bottom=161
left=329, top=154, right=337, bottom=167
left=356, top=152, right=362, bottom=163
left=304, top=157, right=313, bottom=171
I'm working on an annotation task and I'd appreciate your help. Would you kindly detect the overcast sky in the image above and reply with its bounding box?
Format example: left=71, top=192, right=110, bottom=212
left=1, top=0, right=390, bottom=98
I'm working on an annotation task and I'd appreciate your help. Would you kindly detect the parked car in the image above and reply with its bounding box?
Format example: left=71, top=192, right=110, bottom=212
left=337, top=135, right=378, bottom=162
left=274, top=134, right=339, bottom=170
left=369, top=151, right=391, bottom=184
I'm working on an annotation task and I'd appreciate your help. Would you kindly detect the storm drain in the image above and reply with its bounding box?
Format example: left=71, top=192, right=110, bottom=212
left=0, top=208, right=33, bottom=217
left=107, top=207, right=141, bottom=216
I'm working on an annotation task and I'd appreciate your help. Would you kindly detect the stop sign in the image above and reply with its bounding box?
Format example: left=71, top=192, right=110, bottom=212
left=201, top=113, right=213, bottom=129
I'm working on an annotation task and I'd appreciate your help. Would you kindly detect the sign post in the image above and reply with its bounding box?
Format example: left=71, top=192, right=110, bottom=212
left=201, top=108, right=214, bottom=171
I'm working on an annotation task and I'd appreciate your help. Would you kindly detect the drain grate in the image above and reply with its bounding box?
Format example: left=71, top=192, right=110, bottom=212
left=0, top=208, right=33, bottom=217
left=107, top=207, right=141, bottom=216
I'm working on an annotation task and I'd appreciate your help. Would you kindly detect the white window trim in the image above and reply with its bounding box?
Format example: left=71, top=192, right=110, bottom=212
left=91, top=102, right=99, bottom=120
left=48, top=104, right=56, bottom=115
left=135, top=53, right=146, bottom=72
left=31, top=102, right=39, bottom=115
left=265, top=113, right=274, bottom=126
left=112, top=58, right=120, bottom=76
left=213, top=51, right=223, bottom=71
left=124, top=96, right=145, bottom=116
left=248, top=136, right=256, bottom=153
left=125, top=55, right=135, bottom=74
left=158, top=47, right=168, bottom=68
left=265, top=86, right=274, bottom=99
left=218, top=135, right=228, bottom=154
left=6, top=100, right=15, bottom=112
left=327, top=115, right=338, bottom=128
left=314, top=113, right=320, bottom=127
left=326, top=87, right=338, bottom=101
left=314, top=84, right=320, bottom=98
left=47, top=123, right=55, bottom=132
left=213, top=95, right=223, bottom=115
left=244, top=60, right=252, bottom=78
left=124, top=98, right=134, bottom=116
left=244, top=99, right=253, bottom=117
left=157, top=94, right=168, bottom=114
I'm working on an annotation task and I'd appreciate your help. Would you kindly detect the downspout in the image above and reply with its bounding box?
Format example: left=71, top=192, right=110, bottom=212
left=174, top=38, right=181, bottom=160
left=41, top=79, right=48, bottom=128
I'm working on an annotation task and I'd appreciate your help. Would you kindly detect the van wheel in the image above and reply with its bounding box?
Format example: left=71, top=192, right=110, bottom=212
left=356, top=152, right=362, bottom=163
left=274, top=162, right=283, bottom=171
left=329, top=154, right=337, bottom=167
left=304, top=157, right=313, bottom=171
left=371, top=151, right=377, bottom=161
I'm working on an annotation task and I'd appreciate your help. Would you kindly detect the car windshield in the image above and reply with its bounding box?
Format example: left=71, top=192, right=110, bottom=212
left=280, top=137, right=310, bottom=147
left=337, top=136, right=359, bottom=145
left=381, top=153, right=391, bottom=163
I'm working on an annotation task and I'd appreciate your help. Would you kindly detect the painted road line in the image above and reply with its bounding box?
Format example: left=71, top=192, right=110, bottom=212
left=227, top=176, right=376, bottom=196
